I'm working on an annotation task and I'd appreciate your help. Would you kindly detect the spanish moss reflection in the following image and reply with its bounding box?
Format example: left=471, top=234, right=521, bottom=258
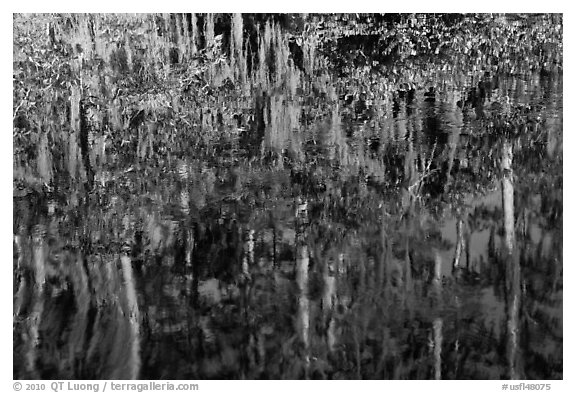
left=13, top=13, right=562, bottom=380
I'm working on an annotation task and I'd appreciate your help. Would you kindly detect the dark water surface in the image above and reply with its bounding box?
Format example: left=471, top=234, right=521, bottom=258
left=13, top=14, right=562, bottom=379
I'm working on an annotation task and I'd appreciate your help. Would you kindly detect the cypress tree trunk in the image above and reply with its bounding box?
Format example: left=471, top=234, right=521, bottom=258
left=502, top=140, right=523, bottom=380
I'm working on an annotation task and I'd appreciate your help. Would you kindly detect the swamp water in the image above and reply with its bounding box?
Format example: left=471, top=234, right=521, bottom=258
left=13, top=14, right=562, bottom=379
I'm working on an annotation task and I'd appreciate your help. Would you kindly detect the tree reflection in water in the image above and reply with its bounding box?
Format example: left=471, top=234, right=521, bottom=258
left=13, top=13, right=562, bottom=379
